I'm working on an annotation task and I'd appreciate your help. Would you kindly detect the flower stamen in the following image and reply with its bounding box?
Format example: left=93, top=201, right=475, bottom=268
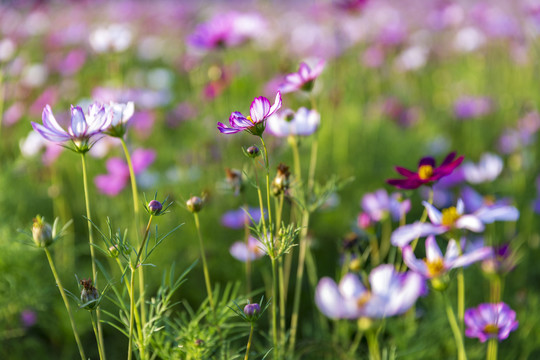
left=483, top=323, right=499, bottom=335
left=418, top=165, right=434, bottom=180
left=441, top=206, right=460, bottom=227
left=424, top=258, right=445, bottom=277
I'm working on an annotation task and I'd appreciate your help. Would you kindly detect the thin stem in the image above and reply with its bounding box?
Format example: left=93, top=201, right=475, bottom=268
left=487, top=338, right=498, bottom=360
left=457, top=268, right=465, bottom=331
left=128, top=267, right=136, bottom=360
left=194, top=212, right=216, bottom=313
left=80, top=153, right=106, bottom=360
left=244, top=323, right=255, bottom=360
left=115, top=258, right=143, bottom=346
left=44, top=248, right=86, bottom=360
left=366, top=329, right=381, bottom=360
left=91, top=312, right=105, bottom=360
left=243, top=201, right=252, bottom=296
left=275, top=194, right=286, bottom=347
left=270, top=258, right=279, bottom=360
left=443, top=291, right=467, bottom=360
left=119, top=138, right=147, bottom=326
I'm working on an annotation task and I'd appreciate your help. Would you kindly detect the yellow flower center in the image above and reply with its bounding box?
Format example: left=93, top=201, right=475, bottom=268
left=246, top=115, right=254, bottom=124
left=418, top=165, right=434, bottom=180
left=483, top=323, right=499, bottom=335
left=356, top=292, right=372, bottom=308
left=424, top=258, right=445, bottom=277
left=441, top=206, right=460, bottom=227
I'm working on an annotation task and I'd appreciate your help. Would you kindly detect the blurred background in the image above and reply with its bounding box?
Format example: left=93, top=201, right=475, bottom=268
left=2, top=0, right=540, bottom=358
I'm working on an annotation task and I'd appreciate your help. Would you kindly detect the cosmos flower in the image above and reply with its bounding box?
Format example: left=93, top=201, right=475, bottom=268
left=221, top=207, right=264, bottom=229
left=464, top=303, right=518, bottom=342
left=315, top=264, right=425, bottom=319
left=361, top=188, right=411, bottom=222
left=279, top=60, right=325, bottom=93
left=217, top=92, right=281, bottom=136
left=453, top=96, right=492, bottom=119
left=462, top=153, right=503, bottom=184
left=94, top=148, right=156, bottom=196
left=391, top=199, right=519, bottom=247
left=229, top=236, right=266, bottom=262
left=387, top=152, right=464, bottom=190
left=104, top=101, right=135, bottom=138
left=402, top=236, right=492, bottom=279
left=31, top=103, right=110, bottom=153
left=267, top=107, right=320, bottom=137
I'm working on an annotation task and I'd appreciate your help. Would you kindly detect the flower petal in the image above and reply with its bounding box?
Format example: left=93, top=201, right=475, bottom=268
left=474, top=205, right=519, bottom=224
left=456, top=215, right=485, bottom=232
left=422, top=201, right=442, bottom=224
left=425, top=235, right=443, bottom=262
left=402, top=245, right=428, bottom=276
left=391, top=222, right=446, bottom=247
left=250, top=96, right=271, bottom=123
left=70, top=105, right=87, bottom=137
left=315, top=277, right=344, bottom=319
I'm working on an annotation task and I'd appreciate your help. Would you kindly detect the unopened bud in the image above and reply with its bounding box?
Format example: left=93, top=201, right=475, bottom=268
left=244, top=303, right=261, bottom=317
left=246, top=145, right=260, bottom=158
left=80, top=278, right=99, bottom=310
left=32, top=216, right=53, bottom=247
left=187, top=196, right=204, bottom=213
left=148, top=200, right=163, bottom=215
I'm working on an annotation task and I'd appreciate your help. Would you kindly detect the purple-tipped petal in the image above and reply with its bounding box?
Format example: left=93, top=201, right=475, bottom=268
left=229, top=111, right=252, bottom=128
left=217, top=122, right=242, bottom=134
left=451, top=246, right=492, bottom=268
left=456, top=215, right=485, bottom=232
left=391, top=221, right=446, bottom=247
left=422, top=201, right=443, bottom=224
left=402, top=246, right=428, bottom=275
left=268, top=92, right=282, bottom=117
left=315, top=277, right=344, bottom=319
left=250, top=96, right=271, bottom=123
left=70, top=106, right=87, bottom=137
left=42, top=105, right=67, bottom=134
left=31, top=122, right=71, bottom=142
left=475, top=206, right=519, bottom=224
left=425, top=235, right=443, bottom=261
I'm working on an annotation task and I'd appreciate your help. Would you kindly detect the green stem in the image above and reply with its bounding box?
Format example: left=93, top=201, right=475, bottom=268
left=366, top=329, right=381, bottom=360
left=487, top=338, right=498, bottom=360
left=80, top=153, right=106, bottom=360
left=270, top=258, right=279, bottom=360
left=128, top=267, right=136, bottom=360
left=119, top=138, right=147, bottom=328
left=115, top=258, right=143, bottom=350
left=44, top=248, right=87, bottom=360
left=194, top=213, right=215, bottom=314
left=457, top=268, right=465, bottom=331
left=275, top=194, right=286, bottom=347
left=443, top=291, right=467, bottom=360
left=244, top=323, right=255, bottom=360
left=91, top=312, right=105, bottom=360
left=242, top=201, right=252, bottom=296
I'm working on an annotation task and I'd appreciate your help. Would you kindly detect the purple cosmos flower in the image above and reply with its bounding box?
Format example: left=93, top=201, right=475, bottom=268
left=230, top=236, right=266, bottom=262
left=104, top=101, right=135, bottom=138
left=221, top=207, right=264, bottom=229
left=267, top=107, right=320, bottom=137
left=462, top=153, right=503, bottom=184
left=403, top=236, right=492, bottom=279
left=464, top=303, right=518, bottom=342
left=279, top=60, right=325, bottom=94
left=31, top=103, right=110, bottom=153
left=361, top=189, right=411, bottom=222
left=391, top=199, right=519, bottom=247
left=387, top=152, right=464, bottom=190
left=453, top=96, right=492, bottom=120
left=461, top=186, right=511, bottom=214
left=217, top=92, right=281, bottom=136
left=482, top=243, right=518, bottom=275
left=315, top=264, right=425, bottom=319
left=94, top=148, right=156, bottom=196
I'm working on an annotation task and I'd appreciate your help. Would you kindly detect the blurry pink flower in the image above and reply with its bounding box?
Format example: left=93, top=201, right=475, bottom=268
left=279, top=60, right=325, bottom=93
left=230, top=236, right=266, bottom=262
left=95, top=148, right=156, bottom=196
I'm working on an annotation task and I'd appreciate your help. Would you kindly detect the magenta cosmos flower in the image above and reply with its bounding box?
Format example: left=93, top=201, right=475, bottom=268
left=387, top=152, right=464, bottom=190
left=217, top=92, right=281, bottom=136
left=315, top=264, right=425, bottom=319
left=391, top=199, right=519, bottom=247
left=464, top=302, right=518, bottom=342
left=403, top=236, right=492, bottom=279
left=32, top=103, right=110, bottom=153
left=279, top=60, right=325, bottom=93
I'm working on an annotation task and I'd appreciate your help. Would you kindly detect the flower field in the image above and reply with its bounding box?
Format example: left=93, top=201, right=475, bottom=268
left=1, top=1, right=540, bottom=359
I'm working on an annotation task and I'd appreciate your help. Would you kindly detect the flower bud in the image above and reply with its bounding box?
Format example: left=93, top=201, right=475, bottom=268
left=244, top=303, right=261, bottom=317
left=148, top=200, right=163, bottom=215
left=246, top=145, right=260, bottom=158
left=272, top=163, right=291, bottom=196
left=186, top=196, right=204, bottom=213
left=80, top=278, right=99, bottom=310
left=109, top=245, right=119, bottom=257
left=32, top=216, right=53, bottom=247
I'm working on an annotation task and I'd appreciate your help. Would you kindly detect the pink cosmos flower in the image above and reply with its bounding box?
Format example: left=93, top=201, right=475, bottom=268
left=229, top=236, right=266, bottom=262
left=217, top=92, right=281, bottom=136
left=94, top=148, right=156, bottom=196
left=279, top=60, right=325, bottom=93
